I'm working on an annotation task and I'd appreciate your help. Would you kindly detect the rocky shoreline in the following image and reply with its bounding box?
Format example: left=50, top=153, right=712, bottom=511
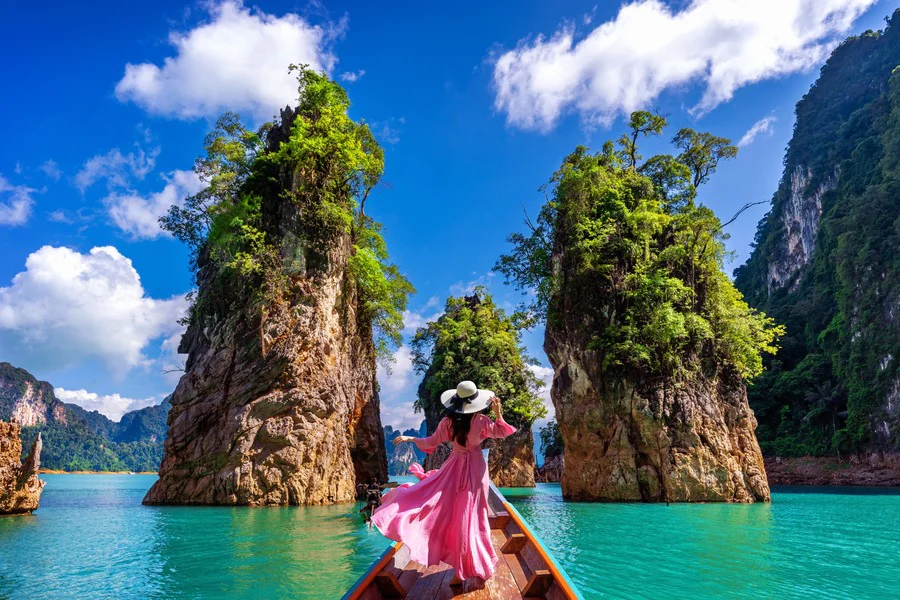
left=764, top=455, right=900, bottom=487
left=533, top=455, right=900, bottom=488
left=0, top=421, right=43, bottom=515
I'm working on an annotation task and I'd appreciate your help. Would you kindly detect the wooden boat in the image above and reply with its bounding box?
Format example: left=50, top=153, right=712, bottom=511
left=343, top=482, right=584, bottom=599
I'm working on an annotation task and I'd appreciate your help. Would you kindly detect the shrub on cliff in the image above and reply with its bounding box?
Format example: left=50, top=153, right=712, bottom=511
left=161, top=65, right=412, bottom=361
left=497, top=111, right=783, bottom=386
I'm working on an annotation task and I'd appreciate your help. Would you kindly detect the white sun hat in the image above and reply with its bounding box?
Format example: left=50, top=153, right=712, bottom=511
left=440, top=380, right=494, bottom=414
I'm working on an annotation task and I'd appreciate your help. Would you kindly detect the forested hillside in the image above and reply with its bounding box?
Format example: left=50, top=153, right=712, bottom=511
left=0, top=362, right=169, bottom=471
left=735, top=12, right=900, bottom=457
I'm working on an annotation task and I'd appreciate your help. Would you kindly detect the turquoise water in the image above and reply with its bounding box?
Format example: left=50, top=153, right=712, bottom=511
left=506, top=484, right=900, bottom=599
left=0, top=476, right=898, bottom=599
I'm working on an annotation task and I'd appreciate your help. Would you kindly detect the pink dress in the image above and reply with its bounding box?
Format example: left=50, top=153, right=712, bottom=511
left=371, top=413, right=517, bottom=580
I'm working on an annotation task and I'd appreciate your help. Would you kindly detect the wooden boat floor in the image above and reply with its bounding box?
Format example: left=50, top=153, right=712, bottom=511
left=351, top=485, right=575, bottom=600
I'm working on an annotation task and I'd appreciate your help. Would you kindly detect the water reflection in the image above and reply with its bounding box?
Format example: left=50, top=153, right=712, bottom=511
left=3, top=476, right=899, bottom=600
left=146, top=500, right=390, bottom=598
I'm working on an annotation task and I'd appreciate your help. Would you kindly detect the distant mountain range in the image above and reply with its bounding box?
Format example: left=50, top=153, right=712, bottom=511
left=0, top=362, right=170, bottom=472
left=383, top=421, right=427, bottom=476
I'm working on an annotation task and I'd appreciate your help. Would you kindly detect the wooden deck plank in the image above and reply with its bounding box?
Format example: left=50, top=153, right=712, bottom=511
left=406, top=563, right=453, bottom=599
left=375, top=570, right=406, bottom=598
left=432, top=567, right=459, bottom=600
left=544, top=583, right=568, bottom=600
left=396, top=560, right=425, bottom=593
left=489, top=511, right=511, bottom=531
left=502, top=549, right=529, bottom=593
left=358, top=584, right=382, bottom=600
left=461, top=576, right=491, bottom=599
left=484, top=549, right=522, bottom=599
left=501, top=533, right=527, bottom=554
left=522, top=569, right=552, bottom=598
left=519, top=543, right=547, bottom=574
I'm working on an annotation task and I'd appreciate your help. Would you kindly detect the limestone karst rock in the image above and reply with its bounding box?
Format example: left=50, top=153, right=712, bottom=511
left=535, top=454, right=563, bottom=483
left=735, top=12, right=900, bottom=461
left=384, top=423, right=426, bottom=476
left=0, top=421, right=44, bottom=515
left=543, top=339, right=770, bottom=502
left=144, top=97, right=393, bottom=506
left=497, top=116, right=779, bottom=502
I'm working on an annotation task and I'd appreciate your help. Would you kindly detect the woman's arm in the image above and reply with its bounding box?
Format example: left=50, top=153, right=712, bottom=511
left=483, top=396, right=517, bottom=439
left=396, top=418, right=450, bottom=454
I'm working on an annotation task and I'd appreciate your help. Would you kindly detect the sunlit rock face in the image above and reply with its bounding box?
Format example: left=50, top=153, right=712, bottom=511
left=544, top=336, right=770, bottom=503
left=0, top=363, right=65, bottom=427
left=535, top=454, right=562, bottom=483
left=144, top=108, right=387, bottom=506
left=0, top=421, right=43, bottom=515
left=766, top=165, right=837, bottom=292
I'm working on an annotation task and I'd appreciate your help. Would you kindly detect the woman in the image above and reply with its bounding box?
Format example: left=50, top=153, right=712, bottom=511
left=371, top=381, right=517, bottom=584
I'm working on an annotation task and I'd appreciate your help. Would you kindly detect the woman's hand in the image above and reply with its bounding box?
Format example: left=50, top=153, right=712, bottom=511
left=490, top=395, right=502, bottom=415
left=392, top=435, right=413, bottom=446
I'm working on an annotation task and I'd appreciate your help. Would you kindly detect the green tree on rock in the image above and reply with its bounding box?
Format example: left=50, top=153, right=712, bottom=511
left=411, top=289, right=547, bottom=487
left=496, top=111, right=782, bottom=502
left=161, top=65, right=412, bottom=361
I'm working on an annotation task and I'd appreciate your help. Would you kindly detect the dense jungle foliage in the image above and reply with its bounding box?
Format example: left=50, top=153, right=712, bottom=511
left=0, top=363, right=169, bottom=471
left=735, top=14, right=900, bottom=456
left=497, top=112, right=783, bottom=387
left=20, top=422, right=163, bottom=472
left=161, top=66, right=412, bottom=361
left=412, top=289, right=547, bottom=431
left=539, top=420, right=563, bottom=460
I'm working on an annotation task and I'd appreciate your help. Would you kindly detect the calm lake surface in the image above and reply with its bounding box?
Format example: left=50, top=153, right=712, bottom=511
left=0, top=475, right=898, bottom=599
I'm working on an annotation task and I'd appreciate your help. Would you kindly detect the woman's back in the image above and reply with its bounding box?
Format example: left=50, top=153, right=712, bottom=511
left=428, top=413, right=511, bottom=452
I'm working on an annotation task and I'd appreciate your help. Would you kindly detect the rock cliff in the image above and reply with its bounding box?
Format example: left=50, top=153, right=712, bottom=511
left=535, top=454, right=562, bottom=483
left=497, top=115, right=781, bottom=502
left=0, top=421, right=43, bottom=514
left=384, top=422, right=426, bottom=476
left=145, top=78, right=398, bottom=505
left=544, top=338, right=769, bottom=501
left=0, top=362, right=66, bottom=427
left=735, top=13, right=900, bottom=458
left=0, top=363, right=169, bottom=472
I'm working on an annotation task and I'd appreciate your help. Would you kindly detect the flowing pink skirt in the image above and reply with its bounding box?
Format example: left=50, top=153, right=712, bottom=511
left=371, top=450, right=499, bottom=580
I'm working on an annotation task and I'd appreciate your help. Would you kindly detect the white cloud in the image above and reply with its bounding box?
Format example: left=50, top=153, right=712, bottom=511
left=527, top=363, right=555, bottom=427
left=380, top=344, right=415, bottom=394
left=371, top=117, right=405, bottom=145
left=104, top=169, right=203, bottom=239
left=449, top=272, right=495, bottom=296
left=40, top=160, right=62, bottom=181
left=0, top=175, right=36, bottom=226
left=738, top=115, right=777, bottom=147
left=55, top=388, right=163, bottom=422
left=340, top=69, right=365, bottom=82
left=115, top=0, right=341, bottom=120
left=47, top=209, right=73, bottom=224
left=0, top=246, right=188, bottom=375
left=491, top=0, right=876, bottom=131
left=75, top=147, right=158, bottom=193
left=377, top=345, right=423, bottom=431
left=380, top=400, right=424, bottom=432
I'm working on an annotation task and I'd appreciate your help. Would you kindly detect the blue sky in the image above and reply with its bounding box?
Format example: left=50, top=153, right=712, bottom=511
left=1, top=0, right=896, bottom=425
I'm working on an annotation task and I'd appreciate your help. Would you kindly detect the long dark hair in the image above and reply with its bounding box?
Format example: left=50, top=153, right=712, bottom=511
left=445, top=409, right=475, bottom=445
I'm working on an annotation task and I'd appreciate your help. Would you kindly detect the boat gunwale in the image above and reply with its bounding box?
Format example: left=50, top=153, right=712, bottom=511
left=492, top=482, right=585, bottom=600
left=342, top=541, right=403, bottom=600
